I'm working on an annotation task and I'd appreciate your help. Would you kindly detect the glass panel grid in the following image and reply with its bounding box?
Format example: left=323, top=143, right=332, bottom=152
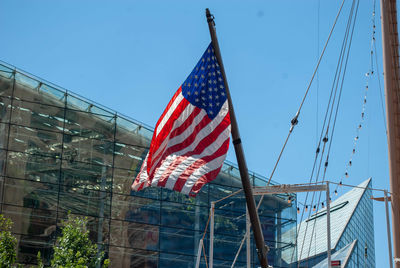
left=0, top=64, right=297, bottom=267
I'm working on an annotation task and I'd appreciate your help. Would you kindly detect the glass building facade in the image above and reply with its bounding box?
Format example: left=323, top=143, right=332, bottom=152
left=289, top=179, right=375, bottom=268
left=0, top=61, right=296, bottom=267
left=332, top=180, right=375, bottom=267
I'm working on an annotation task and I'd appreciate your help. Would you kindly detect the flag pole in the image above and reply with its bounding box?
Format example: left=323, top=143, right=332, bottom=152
left=205, top=8, right=269, bottom=268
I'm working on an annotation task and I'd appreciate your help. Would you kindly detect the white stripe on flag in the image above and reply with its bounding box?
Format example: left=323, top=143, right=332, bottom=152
left=151, top=123, right=231, bottom=188
left=152, top=102, right=205, bottom=163
left=149, top=100, right=229, bottom=175
left=180, top=154, right=228, bottom=195
left=164, top=128, right=231, bottom=190
left=155, top=93, right=185, bottom=137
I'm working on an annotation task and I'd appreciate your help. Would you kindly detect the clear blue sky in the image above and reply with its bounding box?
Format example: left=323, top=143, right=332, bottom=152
left=0, top=0, right=392, bottom=266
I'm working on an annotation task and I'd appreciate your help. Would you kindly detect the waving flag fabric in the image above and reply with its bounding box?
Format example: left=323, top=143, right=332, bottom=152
left=132, top=43, right=231, bottom=196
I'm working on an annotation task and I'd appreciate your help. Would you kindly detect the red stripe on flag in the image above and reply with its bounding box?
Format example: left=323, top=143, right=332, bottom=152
left=154, top=114, right=229, bottom=188
left=147, top=88, right=189, bottom=171
left=148, top=105, right=203, bottom=175
left=189, top=167, right=224, bottom=197
left=149, top=111, right=229, bottom=180
left=169, top=106, right=202, bottom=139
left=172, top=138, right=230, bottom=192
left=148, top=111, right=212, bottom=178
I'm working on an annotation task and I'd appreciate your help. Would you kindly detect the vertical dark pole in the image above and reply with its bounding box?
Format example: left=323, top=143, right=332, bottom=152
left=205, top=8, right=269, bottom=268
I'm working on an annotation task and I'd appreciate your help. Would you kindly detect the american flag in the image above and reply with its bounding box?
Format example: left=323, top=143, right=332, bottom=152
left=132, top=43, right=231, bottom=196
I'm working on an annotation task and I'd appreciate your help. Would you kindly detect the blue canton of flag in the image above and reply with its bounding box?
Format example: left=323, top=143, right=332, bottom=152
left=182, top=44, right=227, bottom=120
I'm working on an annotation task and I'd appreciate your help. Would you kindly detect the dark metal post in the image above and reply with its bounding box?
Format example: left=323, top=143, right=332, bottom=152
left=205, top=8, right=269, bottom=268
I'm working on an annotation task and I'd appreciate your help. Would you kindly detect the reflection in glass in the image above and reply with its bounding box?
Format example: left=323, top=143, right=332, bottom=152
left=58, top=186, right=111, bottom=218
left=0, top=62, right=297, bottom=267
left=6, top=152, right=60, bottom=183
left=8, top=125, right=62, bottom=157
left=0, top=97, right=11, bottom=123
left=109, top=246, right=158, bottom=268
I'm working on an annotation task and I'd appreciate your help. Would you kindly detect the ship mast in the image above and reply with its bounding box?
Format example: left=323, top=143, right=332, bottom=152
left=380, top=0, right=400, bottom=266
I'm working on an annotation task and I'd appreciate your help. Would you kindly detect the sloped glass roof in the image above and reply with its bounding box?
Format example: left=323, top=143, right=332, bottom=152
left=281, top=178, right=371, bottom=263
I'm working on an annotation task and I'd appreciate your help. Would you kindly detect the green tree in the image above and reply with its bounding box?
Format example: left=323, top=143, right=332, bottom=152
left=49, top=214, right=108, bottom=268
left=0, top=214, right=17, bottom=267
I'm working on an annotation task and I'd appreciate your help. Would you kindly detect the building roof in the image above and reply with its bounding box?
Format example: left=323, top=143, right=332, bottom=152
left=281, top=178, right=371, bottom=263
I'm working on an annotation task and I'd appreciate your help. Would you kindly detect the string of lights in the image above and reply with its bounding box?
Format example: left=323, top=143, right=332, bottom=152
left=294, top=1, right=380, bottom=214
left=334, top=0, right=377, bottom=194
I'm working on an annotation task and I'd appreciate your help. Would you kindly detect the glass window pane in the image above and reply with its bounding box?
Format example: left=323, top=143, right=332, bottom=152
left=115, top=116, right=152, bottom=146
left=209, top=183, right=243, bottom=207
left=58, top=186, right=111, bottom=218
left=159, top=252, right=195, bottom=268
left=0, top=97, right=11, bottom=123
left=64, top=109, right=114, bottom=141
left=17, top=235, right=53, bottom=265
left=39, top=84, right=65, bottom=103
left=3, top=204, right=56, bottom=237
left=3, top=178, right=58, bottom=210
left=110, top=220, right=159, bottom=251
left=213, top=233, right=245, bottom=261
left=15, top=73, right=40, bottom=91
left=112, top=194, right=160, bottom=225
left=0, top=150, right=6, bottom=177
left=63, top=135, right=113, bottom=166
left=0, top=64, right=14, bottom=74
left=159, top=227, right=196, bottom=255
left=66, top=94, right=114, bottom=118
left=213, top=164, right=238, bottom=188
left=0, top=123, right=9, bottom=149
left=213, top=209, right=246, bottom=237
left=114, top=142, right=147, bottom=170
left=0, top=74, right=14, bottom=97
left=11, top=99, right=65, bottom=132
left=113, top=167, right=142, bottom=196
left=61, top=160, right=112, bottom=191
left=6, top=152, right=60, bottom=183
left=160, top=201, right=208, bottom=230
left=13, top=77, right=65, bottom=108
left=8, top=125, right=62, bottom=157
left=108, top=246, right=158, bottom=268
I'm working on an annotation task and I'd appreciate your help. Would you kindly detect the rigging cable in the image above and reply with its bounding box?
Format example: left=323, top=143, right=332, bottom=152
left=304, top=1, right=360, bottom=263
left=295, top=0, right=360, bottom=264
left=333, top=1, right=378, bottom=195
left=289, top=0, right=358, bottom=264
left=373, top=28, right=388, bottom=133
left=231, top=0, right=347, bottom=266
left=266, top=0, right=346, bottom=186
